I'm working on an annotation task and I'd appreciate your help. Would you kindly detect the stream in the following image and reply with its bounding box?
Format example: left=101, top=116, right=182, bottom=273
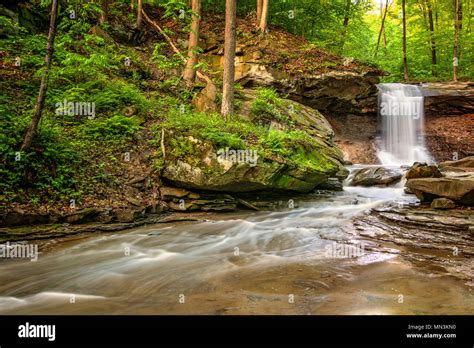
left=0, top=175, right=472, bottom=315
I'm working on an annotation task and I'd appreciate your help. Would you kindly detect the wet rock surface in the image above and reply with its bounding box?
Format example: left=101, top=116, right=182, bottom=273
left=348, top=166, right=403, bottom=187
left=404, top=158, right=474, bottom=205
left=350, top=205, right=474, bottom=282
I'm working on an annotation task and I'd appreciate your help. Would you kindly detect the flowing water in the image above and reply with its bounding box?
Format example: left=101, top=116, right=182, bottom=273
left=0, top=183, right=472, bottom=315
left=377, top=83, right=433, bottom=166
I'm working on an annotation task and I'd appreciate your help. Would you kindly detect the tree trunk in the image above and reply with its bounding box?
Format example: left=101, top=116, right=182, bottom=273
left=340, top=0, right=351, bottom=52
left=426, top=0, right=437, bottom=76
left=183, top=0, right=201, bottom=86
left=256, top=0, right=263, bottom=23
left=374, top=0, right=389, bottom=58
left=137, top=0, right=142, bottom=27
left=99, top=0, right=108, bottom=24
left=221, top=0, right=236, bottom=118
left=402, top=0, right=409, bottom=81
left=467, top=0, right=472, bottom=33
left=453, top=0, right=460, bottom=81
left=21, top=0, right=59, bottom=151
left=382, top=0, right=388, bottom=49
left=459, top=0, right=463, bottom=61
left=259, top=0, right=269, bottom=32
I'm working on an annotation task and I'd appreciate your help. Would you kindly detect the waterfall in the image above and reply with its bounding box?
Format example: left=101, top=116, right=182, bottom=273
left=376, top=83, right=433, bottom=166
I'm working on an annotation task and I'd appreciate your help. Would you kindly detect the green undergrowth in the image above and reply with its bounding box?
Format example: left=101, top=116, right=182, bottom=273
left=156, top=96, right=338, bottom=174
left=0, top=4, right=339, bottom=207
left=0, top=5, right=161, bottom=206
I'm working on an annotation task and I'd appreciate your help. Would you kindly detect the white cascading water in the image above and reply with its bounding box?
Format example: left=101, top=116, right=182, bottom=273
left=376, top=83, right=433, bottom=166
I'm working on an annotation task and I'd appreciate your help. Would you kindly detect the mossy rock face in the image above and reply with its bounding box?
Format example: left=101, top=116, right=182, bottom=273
left=162, top=93, right=348, bottom=193
left=163, top=158, right=331, bottom=193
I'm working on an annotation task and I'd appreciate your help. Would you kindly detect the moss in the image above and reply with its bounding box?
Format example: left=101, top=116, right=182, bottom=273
left=250, top=87, right=293, bottom=126
left=168, top=136, right=201, bottom=166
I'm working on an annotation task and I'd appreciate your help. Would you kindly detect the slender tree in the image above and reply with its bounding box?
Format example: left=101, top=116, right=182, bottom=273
left=259, top=0, right=269, bottom=32
left=340, top=0, right=352, bottom=52
left=374, top=0, right=389, bottom=58
left=382, top=1, right=388, bottom=48
left=402, top=0, right=409, bottom=81
left=453, top=0, right=460, bottom=81
left=183, top=0, right=201, bottom=86
left=467, top=0, right=472, bottom=33
left=256, top=0, right=263, bottom=24
left=221, top=0, right=237, bottom=118
left=137, top=0, right=143, bottom=27
left=21, top=0, right=59, bottom=151
left=426, top=0, right=437, bottom=76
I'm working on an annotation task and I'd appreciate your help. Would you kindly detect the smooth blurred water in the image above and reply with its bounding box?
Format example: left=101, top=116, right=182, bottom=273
left=0, top=183, right=436, bottom=314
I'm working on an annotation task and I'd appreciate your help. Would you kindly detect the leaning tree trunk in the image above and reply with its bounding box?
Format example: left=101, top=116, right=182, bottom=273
left=374, top=0, right=389, bottom=58
left=402, top=0, right=409, bottom=81
left=259, top=0, right=269, bottom=32
left=21, top=0, right=59, bottom=151
left=183, top=0, right=201, bottom=86
left=221, top=0, right=237, bottom=118
left=382, top=1, right=388, bottom=49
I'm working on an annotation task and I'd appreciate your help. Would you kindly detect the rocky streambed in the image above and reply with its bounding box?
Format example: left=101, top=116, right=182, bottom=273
left=0, top=161, right=473, bottom=315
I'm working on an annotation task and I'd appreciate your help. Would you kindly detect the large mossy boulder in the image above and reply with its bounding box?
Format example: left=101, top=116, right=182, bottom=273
left=161, top=90, right=348, bottom=193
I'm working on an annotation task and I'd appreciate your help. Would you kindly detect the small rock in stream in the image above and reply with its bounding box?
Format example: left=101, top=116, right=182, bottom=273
left=431, top=198, right=456, bottom=209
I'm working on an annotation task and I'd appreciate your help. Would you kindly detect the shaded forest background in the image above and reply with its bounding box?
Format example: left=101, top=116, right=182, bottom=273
left=2, top=0, right=472, bottom=81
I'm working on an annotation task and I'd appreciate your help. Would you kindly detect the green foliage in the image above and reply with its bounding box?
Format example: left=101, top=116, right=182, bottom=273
left=0, top=15, right=18, bottom=37
left=259, top=129, right=291, bottom=158
left=78, top=115, right=141, bottom=140
left=202, top=0, right=472, bottom=80
left=57, top=2, right=101, bottom=36
left=152, top=43, right=183, bottom=70
left=168, top=136, right=199, bottom=164
left=159, top=102, right=333, bottom=172
left=2, top=0, right=471, bottom=208
left=0, top=114, right=81, bottom=203
left=250, top=87, right=293, bottom=125
left=159, top=0, right=189, bottom=20
left=162, top=109, right=248, bottom=149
